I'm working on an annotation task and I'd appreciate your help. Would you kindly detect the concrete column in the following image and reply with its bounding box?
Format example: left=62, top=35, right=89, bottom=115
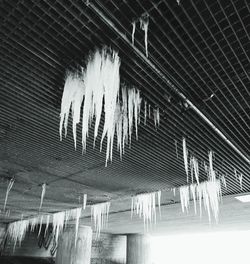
left=56, top=225, right=92, bottom=264
left=126, top=234, right=151, bottom=264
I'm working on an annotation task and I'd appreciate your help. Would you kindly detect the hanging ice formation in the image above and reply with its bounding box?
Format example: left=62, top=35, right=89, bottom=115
left=5, top=204, right=87, bottom=248
left=52, top=211, right=65, bottom=244
left=190, top=156, right=199, bottom=184
left=153, top=108, right=160, bottom=128
left=7, top=219, right=30, bottom=248
left=83, top=194, right=87, bottom=209
left=60, top=48, right=144, bottom=165
left=182, top=138, right=189, bottom=182
left=221, top=175, right=227, bottom=189
left=59, top=70, right=85, bottom=149
left=179, top=185, right=190, bottom=213
left=3, top=178, right=15, bottom=211
left=131, top=191, right=161, bottom=228
left=91, top=202, right=110, bottom=238
left=139, top=14, right=149, bottom=57
left=239, top=173, right=243, bottom=191
left=39, top=183, right=46, bottom=211
left=208, top=151, right=216, bottom=182
left=132, top=21, right=136, bottom=45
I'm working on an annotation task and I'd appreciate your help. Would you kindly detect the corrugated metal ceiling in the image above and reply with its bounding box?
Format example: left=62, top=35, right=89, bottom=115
left=0, top=0, right=249, bottom=223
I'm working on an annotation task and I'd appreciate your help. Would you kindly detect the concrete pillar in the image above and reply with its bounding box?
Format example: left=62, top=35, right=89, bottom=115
left=56, top=225, right=92, bottom=264
left=126, top=234, right=151, bottom=264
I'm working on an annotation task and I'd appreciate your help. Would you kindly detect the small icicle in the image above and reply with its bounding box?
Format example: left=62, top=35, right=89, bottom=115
left=91, top=202, right=110, bottom=239
left=179, top=185, right=190, bottom=213
left=140, top=14, right=149, bottom=57
left=59, top=70, right=85, bottom=148
left=144, top=100, right=147, bottom=125
left=208, top=151, right=216, bottom=182
left=177, top=0, right=180, bottom=5
left=190, top=184, right=197, bottom=214
left=7, top=219, right=30, bottom=249
left=38, top=215, right=43, bottom=237
left=182, top=138, right=188, bottom=182
left=148, top=104, right=151, bottom=118
left=131, top=191, right=160, bottom=228
left=239, top=173, right=243, bottom=191
left=221, top=175, right=227, bottom=190
left=52, top=211, right=65, bottom=244
left=44, top=215, right=50, bottom=237
left=190, top=156, right=199, bottom=184
left=153, top=108, right=160, bottom=128
left=157, top=191, right=161, bottom=218
left=39, top=183, right=46, bottom=211
left=173, top=187, right=176, bottom=197
left=132, top=21, right=136, bottom=45
left=4, top=178, right=15, bottom=211
left=83, top=194, right=87, bottom=210
left=234, top=168, right=237, bottom=180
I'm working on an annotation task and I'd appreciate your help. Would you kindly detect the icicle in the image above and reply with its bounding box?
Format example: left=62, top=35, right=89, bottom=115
left=122, top=87, right=128, bottom=153
left=144, top=100, right=147, bottom=125
left=132, top=21, right=136, bottom=45
left=239, top=173, right=243, bottom=191
left=83, top=194, right=87, bottom=209
left=190, top=184, right=197, bottom=214
left=3, top=178, right=14, bottom=211
left=181, top=180, right=222, bottom=222
left=131, top=191, right=160, bottom=228
left=38, top=215, right=43, bottom=237
left=153, top=108, right=160, bottom=128
left=148, top=104, right=151, bottom=118
left=177, top=0, right=180, bottom=5
left=190, top=156, right=199, bottom=184
left=234, top=168, right=237, bottom=180
left=59, top=70, right=85, bottom=148
left=179, top=185, right=189, bottom=213
left=7, top=219, right=30, bottom=249
left=52, top=211, right=65, bottom=244
left=157, top=191, right=161, bottom=218
left=140, top=14, right=149, bottom=57
left=208, top=151, right=216, bottom=182
left=91, top=202, right=110, bottom=239
left=173, top=187, right=176, bottom=197
left=44, top=215, right=50, bottom=237
left=182, top=138, right=188, bottom=182
left=221, top=175, right=227, bottom=190
left=30, top=217, right=38, bottom=232
left=190, top=157, right=194, bottom=184
left=39, top=183, right=46, bottom=211
left=99, top=49, right=121, bottom=165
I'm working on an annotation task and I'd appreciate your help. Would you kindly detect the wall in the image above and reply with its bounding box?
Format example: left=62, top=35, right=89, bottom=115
left=91, top=233, right=126, bottom=264
left=3, top=229, right=126, bottom=264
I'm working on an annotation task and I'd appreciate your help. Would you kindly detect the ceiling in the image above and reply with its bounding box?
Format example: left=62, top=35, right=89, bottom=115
left=0, top=0, right=250, bottom=225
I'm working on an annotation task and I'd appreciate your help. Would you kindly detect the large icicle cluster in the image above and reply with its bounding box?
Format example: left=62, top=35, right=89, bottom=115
left=179, top=150, right=222, bottom=222
left=179, top=180, right=222, bottom=222
left=131, top=191, right=161, bottom=227
left=59, top=48, right=145, bottom=165
left=59, top=70, right=85, bottom=149
left=91, top=202, right=110, bottom=238
left=7, top=219, right=30, bottom=248
left=6, top=195, right=88, bottom=248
